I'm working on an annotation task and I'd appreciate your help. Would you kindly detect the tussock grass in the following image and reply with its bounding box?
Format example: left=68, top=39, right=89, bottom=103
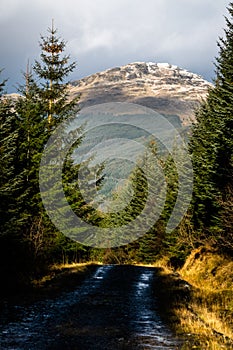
left=181, top=246, right=233, bottom=290
left=155, top=247, right=233, bottom=349
left=152, top=256, right=174, bottom=273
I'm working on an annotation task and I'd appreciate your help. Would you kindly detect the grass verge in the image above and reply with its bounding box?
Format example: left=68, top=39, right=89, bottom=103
left=154, top=247, right=233, bottom=349
left=31, top=262, right=100, bottom=297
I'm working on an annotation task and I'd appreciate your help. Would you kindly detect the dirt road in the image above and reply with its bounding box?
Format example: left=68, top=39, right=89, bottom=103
left=0, top=265, right=183, bottom=349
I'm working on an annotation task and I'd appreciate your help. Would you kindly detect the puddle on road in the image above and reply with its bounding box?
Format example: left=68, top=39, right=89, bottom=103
left=132, top=268, right=181, bottom=349
left=93, top=265, right=112, bottom=280
left=135, top=271, right=153, bottom=296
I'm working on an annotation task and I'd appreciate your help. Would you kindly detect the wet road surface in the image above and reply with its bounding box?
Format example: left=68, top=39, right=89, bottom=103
left=0, top=265, right=183, bottom=349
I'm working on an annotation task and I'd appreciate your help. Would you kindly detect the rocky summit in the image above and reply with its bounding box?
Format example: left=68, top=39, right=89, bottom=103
left=69, top=62, right=212, bottom=126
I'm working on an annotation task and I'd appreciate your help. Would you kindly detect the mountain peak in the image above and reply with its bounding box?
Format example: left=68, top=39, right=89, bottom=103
left=69, top=62, right=212, bottom=125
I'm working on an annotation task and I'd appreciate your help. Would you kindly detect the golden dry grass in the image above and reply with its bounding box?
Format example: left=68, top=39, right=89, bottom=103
left=32, top=262, right=100, bottom=289
left=154, top=247, right=233, bottom=349
left=181, top=246, right=233, bottom=290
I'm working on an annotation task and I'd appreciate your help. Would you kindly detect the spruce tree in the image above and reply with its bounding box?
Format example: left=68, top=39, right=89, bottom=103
left=0, top=75, right=18, bottom=233
left=0, top=73, right=34, bottom=290
left=18, top=24, right=81, bottom=269
left=33, top=21, right=78, bottom=126
left=189, top=2, right=233, bottom=249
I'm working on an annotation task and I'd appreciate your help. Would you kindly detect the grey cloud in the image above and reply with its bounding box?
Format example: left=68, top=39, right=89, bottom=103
left=0, top=0, right=229, bottom=91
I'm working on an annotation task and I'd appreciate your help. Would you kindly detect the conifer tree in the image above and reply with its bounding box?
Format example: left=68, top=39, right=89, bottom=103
left=17, top=24, right=81, bottom=268
left=0, top=73, right=34, bottom=290
left=33, top=21, right=78, bottom=126
left=189, top=2, right=233, bottom=249
left=0, top=75, right=18, bottom=234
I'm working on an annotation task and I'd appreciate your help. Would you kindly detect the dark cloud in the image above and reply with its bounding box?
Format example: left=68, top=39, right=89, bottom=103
left=0, top=0, right=229, bottom=91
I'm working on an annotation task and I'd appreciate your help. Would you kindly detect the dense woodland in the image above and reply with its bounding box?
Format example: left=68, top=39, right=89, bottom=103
left=0, top=3, right=233, bottom=294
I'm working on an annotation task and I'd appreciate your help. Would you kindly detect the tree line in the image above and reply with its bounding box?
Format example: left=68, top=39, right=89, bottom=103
left=0, top=24, right=91, bottom=293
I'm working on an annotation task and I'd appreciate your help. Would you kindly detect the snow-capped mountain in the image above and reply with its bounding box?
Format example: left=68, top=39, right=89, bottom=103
left=69, top=62, right=212, bottom=126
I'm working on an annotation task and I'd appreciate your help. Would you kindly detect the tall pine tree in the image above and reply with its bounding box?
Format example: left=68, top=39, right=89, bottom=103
left=33, top=21, right=78, bottom=126
left=189, top=2, right=233, bottom=250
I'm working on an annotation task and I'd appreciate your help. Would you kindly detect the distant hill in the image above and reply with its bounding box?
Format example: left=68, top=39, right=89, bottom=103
left=69, top=62, right=212, bottom=126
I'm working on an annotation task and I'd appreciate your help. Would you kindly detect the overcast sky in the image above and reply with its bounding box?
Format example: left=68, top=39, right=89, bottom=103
left=0, top=0, right=229, bottom=92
